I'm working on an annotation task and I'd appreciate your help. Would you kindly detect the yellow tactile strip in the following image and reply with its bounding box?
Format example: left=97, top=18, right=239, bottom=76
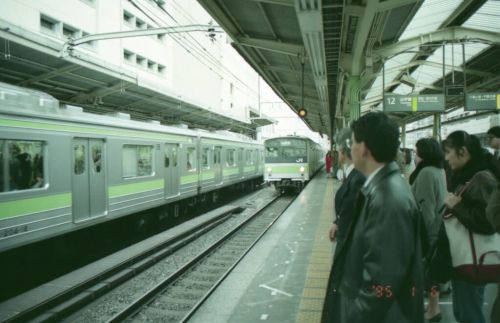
left=296, top=178, right=336, bottom=323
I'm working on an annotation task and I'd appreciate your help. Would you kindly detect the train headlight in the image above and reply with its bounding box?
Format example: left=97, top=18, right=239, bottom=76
left=299, top=166, right=305, bottom=173
left=267, top=167, right=272, bottom=173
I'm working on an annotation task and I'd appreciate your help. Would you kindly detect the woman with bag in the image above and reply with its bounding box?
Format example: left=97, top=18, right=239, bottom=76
left=442, top=130, right=500, bottom=323
left=409, top=138, right=447, bottom=322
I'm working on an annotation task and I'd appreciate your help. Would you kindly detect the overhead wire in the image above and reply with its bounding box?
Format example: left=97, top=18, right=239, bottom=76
left=163, top=1, right=258, bottom=96
left=128, top=0, right=257, bottom=98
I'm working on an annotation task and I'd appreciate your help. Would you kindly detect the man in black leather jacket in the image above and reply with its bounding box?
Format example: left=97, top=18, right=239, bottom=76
left=331, top=112, right=424, bottom=323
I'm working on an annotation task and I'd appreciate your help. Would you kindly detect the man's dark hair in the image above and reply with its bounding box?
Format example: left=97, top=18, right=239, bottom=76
left=351, top=112, right=400, bottom=163
left=487, top=126, right=500, bottom=138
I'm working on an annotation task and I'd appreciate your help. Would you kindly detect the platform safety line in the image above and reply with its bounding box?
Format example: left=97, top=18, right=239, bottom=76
left=296, top=178, right=335, bottom=323
left=259, top=284, right=293, bottom=297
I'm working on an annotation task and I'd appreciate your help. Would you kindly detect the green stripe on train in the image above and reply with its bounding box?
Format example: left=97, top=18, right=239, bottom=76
left=223, top=167, right=239, bottom=177
left=180, top=174, right=198, bottom=185
left=0, top=192, right=71, bottom=220
left=265, top=164, right=308, bottom=173
left=109, top=179, right=164, bottom=198
left=244, top=166, right=256, bottom=172
left=202, top=171, right=215, bottom=180
left=0, top=118, right=191, bottom=142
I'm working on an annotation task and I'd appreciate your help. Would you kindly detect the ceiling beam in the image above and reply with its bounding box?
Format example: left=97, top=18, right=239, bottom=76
left=373, top=26, right=500, bottom=60
left=16, top=64, right=81, bottom=86
left=288, top=94, right=322, bottom=104
left=70, top=81, right=135, bottom=103
left=248, top=0, right=294, bottom=6
left=361, top=59, right=495, bottom=85
left=261, top=64, right=313, bottom=77
left=377, top=0, right=420, bottom=12
left=349, top=1, right=379, bottom=75
left=234, top=36, right=304, bottom=56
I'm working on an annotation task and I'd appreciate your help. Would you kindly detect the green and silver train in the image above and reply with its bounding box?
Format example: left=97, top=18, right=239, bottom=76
left=264, top=136, right=324, bottom=192
left=0, top=82, right=264, bottom=252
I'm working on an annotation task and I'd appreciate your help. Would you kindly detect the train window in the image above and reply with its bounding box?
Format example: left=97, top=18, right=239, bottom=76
left=122, top=145, right=153, bottom=178
left=0, top=141, right=3, bottom=192
left=246, top=150, right=253, bottom=165
left=164, top=150, right=170, bottom=168
left=214, top=148, right=221, bottom=165
left=91, top=145, right=102, bottom=173
left=1, top=140, right=45, bottom=192
left=186, top=147, right=196, bottom=171
left=74, top=144, right=85, bottom=175
left=226, top=149, right=235, bottom=166
left=202, top=148, right=210, bottom=169
left=265, top=146, right=279, bottom=158
left=172, top=146, right=177, bottom=167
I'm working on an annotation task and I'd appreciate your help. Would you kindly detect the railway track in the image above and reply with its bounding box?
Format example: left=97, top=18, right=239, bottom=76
left=107, top=196, right=294, bottom=323
left=3, top=188, right=295, bottom=323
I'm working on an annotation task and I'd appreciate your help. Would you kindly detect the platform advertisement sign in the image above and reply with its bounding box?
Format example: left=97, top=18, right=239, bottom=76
left=383, top=94, right=445, bottom=112
left=465, top=93, right=500, bottom=111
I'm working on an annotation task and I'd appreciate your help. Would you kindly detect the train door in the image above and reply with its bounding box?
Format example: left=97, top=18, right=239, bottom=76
left=164, top=143, right=179, bottom=198
left=213, top=146, right=223, bottom=185
left=72, top=138, right=106, bottom=222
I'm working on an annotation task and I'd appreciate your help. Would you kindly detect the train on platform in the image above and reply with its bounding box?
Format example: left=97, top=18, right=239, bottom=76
left=264, top=136, right=324, bottom=192
left=0, top=82, right=264, bottom=252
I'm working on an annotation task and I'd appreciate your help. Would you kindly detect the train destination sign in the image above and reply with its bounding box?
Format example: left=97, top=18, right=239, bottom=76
left=465, top=93, right=500, bottom=111
left=383, top=94, right=445, bottom=112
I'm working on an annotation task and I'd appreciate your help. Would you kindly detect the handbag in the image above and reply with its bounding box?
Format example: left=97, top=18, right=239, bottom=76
left=443, top=216, right=500, bottom=283
left=443, top=173, right=500, bottom=284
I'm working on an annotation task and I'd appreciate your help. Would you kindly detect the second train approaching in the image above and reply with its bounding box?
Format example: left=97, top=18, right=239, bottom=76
left=264, top=136, right=324, bottom=192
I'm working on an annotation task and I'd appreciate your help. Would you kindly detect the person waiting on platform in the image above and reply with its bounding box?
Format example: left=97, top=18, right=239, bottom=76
left=409, top=138, right=447, bottom=322
left=330, top=112, right=424, bottom=323
left=325, top=150, right=332, bottom=177
left=321, top=128, right=365, bottom=323
left=488, top=126, right=500, bottom=163
left=442, top=130, right=499, bottom=323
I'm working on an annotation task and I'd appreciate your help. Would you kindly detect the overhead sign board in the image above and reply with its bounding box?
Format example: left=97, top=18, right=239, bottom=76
left=383, top=94, right=445, bottom=112
left=465, top=93, right=500, bottom=111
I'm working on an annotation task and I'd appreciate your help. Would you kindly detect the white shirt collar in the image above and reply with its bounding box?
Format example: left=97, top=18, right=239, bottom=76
left=344, top=164, right=354, bottom=179
left=363, top=165, right=383, bottom=188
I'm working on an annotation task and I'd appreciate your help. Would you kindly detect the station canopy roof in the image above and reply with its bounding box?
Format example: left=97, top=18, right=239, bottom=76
left=0, top=19, right=269, bottom=138
left=197, top=0, right=500, bottom=137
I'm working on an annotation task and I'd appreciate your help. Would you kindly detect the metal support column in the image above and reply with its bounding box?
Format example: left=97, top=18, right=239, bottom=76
left=433, top=114, right=442, bottom=140
left=401, top=123, right=406, bottom=148
left=349, top=76, right=360, bottom=120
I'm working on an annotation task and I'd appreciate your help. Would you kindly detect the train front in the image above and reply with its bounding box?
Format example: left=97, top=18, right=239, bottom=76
left=264, top=137, right=308, bottom=192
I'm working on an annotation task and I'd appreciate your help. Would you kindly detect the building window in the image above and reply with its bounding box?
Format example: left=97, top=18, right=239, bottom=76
left=40, top=14, right=59, bottom=34
left=80, top=0, right=96, bottom=6
left=158, top=64, right=166, bottom=74
left=135, top=18, right=146, bottom=29
left=136, top=55, right=146, bottom=67
left=123, top=10, right=134, bottom=25
left=147, top=60, right=157, bottom=71
left=157, top=33, right=166, bottom=42
left=81, top=32, right=95, bottom=48
left=122, top=145, right=153, bottom=178
left=63, top=24, right=79, bottom=39
left=123, top=49, right=135, bottom=63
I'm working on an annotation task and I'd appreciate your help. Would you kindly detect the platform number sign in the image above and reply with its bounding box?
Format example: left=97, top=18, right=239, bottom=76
left=465, top=93, right=500, bottom=111
left=383, top=94, right=445, bottom=112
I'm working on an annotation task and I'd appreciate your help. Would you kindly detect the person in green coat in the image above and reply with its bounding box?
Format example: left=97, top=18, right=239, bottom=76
left=409, top=138, right=447, bottom=322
